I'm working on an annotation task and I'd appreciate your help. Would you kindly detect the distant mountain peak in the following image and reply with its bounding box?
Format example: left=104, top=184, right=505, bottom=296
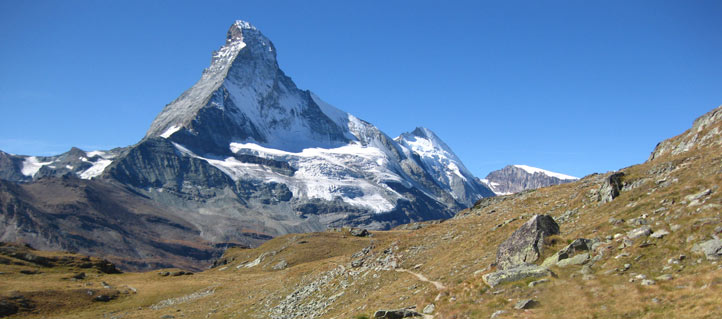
left=482, top=164, right=578, bottom=195
left=512, top=164, right=578, bottom=180
left=396, top=127, right=495, bottom=205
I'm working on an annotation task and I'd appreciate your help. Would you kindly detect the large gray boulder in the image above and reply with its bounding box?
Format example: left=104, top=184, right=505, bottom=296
left=692, top=239, right=722, bottom=260
left=495, top=215, right=560, bottom=270
left=598, top=172, right=624, bottom=203
left=482, top=264, right=552, bottom=288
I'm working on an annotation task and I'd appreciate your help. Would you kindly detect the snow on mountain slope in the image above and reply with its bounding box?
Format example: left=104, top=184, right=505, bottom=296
left=21, top=157, right=53, bottom=177
left=173, top=141, right=403, bottom=213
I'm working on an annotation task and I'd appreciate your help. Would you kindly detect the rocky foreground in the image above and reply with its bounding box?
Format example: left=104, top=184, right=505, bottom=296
left=1, top=105, right=721, bottom=318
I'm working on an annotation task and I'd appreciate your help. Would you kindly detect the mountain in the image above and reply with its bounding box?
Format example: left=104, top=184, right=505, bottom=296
left=0, top=21, right=493, bottom=270
left=2, top=105, right=720, bottom=318
left=481, top=164, right=578, bottom=195
left=395, top=127, right=495, bottom=205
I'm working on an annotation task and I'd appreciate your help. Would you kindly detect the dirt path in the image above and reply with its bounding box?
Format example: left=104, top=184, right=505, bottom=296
left=395, top=268, right=446, bottom=290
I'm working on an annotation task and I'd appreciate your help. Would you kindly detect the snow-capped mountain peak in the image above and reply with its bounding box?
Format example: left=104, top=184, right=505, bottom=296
left=396, top=127, right=469, bottom=180
left=145, top=21, right=349, bottom=154
left=395, top=127, right=494, bottom=205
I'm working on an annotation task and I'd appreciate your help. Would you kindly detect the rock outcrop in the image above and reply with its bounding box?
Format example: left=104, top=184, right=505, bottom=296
left=649, top=105, right=722, bottom=161
left=495, top=215, right=560, bottom=270
left=598, top=172, right=624, bottom=203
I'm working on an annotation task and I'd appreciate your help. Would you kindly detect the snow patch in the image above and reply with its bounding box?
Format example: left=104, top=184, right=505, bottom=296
left=513, top=165, right=578, bottom=180
left=79, top=159, right=112, bottom=179
left=21, top=157, right=53, bottom=177
left=160, top=125, right=182, bottom=139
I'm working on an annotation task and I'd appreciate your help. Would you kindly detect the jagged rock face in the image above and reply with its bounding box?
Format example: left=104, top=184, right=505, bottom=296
left=0, top=151, right=27, bottom=182
left=495, top=215, right=560, bottom=270
left=649, top=105, right=722, bottom=161
left=483, top=165, right=578, bottom=195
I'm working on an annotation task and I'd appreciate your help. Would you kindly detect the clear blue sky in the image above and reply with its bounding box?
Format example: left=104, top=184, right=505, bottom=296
left=1, top=1, right=720, bottom=178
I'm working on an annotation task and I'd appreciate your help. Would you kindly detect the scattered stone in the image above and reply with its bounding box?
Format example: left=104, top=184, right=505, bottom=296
left=158, top=271, right=170, bottom=277
left=618, top=238, right=634, bottom=249
left=651, top=229, right=670, bottom=239
left=608, top=217, right=624, bottom=225
left=495, top=215, right=560, bottom=270
left=19, top=270, right=39, bottom=275
left=272, top=260, right=288, bottom=270
left=556, top=253, right=590, bottom=267
left=692, top=239, right=722, bottom=260
left=351, top=259, right=364, bottom=268
left=490, top=310, right=507, bottom=319
left=714, top=226, right=722, bottom=234
left=615, top=252, right=630, bottom=259
left=656, top=274, right=674, bottom=281
left=627, top=226, right=652, bottom=240
left=627, top=217, right=649, bottom=226
left=373, top=308, right=422, bottom=318
left=160, top=315, right=175, bottom=319
left=482, top=264, right=552, bottom=288
left=528, top=278, right=549, bottom=287
left=93, top=294, right=115, bottom=302
left=641, top=279, right=656, bottom=286
left=514, top=299, right=538, bottom=310
left=101, top=281, right=111, bottom=289
left=422, top=303, right=435, bottom=314
left=638, top=241, right=654, bottom=248
left=350, top=228, right=370, bottom=237
left=71, top=272, right=86, bottom=280
left=685, top=189, right=712, bottom=206
left=670, top=224, right=682, bottom=232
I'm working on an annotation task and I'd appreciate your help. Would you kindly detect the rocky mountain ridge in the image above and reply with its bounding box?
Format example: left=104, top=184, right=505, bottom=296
left=482, top=164, right=578, bottom=195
